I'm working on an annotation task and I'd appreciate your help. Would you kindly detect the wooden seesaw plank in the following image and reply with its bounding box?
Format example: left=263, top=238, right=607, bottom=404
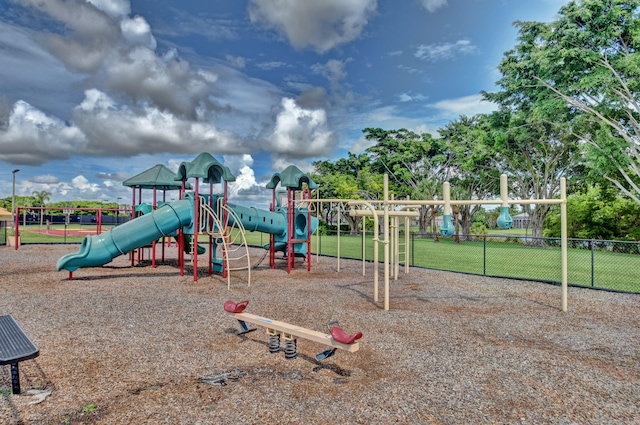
left=230, top=312, right=360, bottom=353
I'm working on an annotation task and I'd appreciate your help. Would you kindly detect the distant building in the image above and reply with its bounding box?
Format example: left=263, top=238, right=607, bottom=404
left=512, top=212, right=530, bottom=228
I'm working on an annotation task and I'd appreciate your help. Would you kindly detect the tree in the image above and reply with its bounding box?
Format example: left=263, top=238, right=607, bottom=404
left=311, top=153, right=377, bottom=235
left=439, top=115, right=501, bottom=238
left=490, top=0, right=640, bottom=204
left=363, top=128, right=452, bottom=235
left=31, top=190, right=51, bottom=226
left=479, top=109, right=580, bottom=240
left=545, top=185, right=640, bottom=240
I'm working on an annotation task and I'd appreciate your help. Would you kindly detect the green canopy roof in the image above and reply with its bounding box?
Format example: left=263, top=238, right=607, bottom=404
left=175, top=152, right=236, bottom=183
left=122, top=164, right=190, bottom=190
left=266, top=165, right=318, bottom=190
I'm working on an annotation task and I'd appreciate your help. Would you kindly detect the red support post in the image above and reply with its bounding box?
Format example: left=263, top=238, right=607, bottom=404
left=306, top=187, right=312, bottom=272
left=193, top=178, right=199, bottom=282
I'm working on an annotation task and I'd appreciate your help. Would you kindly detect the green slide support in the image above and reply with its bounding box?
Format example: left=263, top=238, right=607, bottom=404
left=56, top=199, right=194, bottom=272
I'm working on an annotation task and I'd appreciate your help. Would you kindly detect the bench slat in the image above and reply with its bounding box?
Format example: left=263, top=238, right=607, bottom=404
left=0, top=315, right=40, bottom=365
left=232, top=312, right=359, bottom=353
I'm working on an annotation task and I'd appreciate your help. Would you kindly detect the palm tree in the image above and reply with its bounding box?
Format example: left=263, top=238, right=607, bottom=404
left=32, top=190, right=51, bottom=226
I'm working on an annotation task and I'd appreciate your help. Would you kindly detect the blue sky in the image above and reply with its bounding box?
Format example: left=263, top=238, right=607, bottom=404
left=0, top=0, right=568, bottom=209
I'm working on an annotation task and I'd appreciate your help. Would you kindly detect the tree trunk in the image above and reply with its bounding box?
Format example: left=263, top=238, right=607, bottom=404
left=418, top=205, right=429, bottom=236
left=528, top=205, right=551, bottom=246
left=453, top=205, right=460, bottom=244
left=346, top=214, right=360, bottom=236
left=431, top=204, right=439, bottom=242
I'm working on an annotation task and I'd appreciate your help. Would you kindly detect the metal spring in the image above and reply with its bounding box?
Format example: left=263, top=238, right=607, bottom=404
left=269, top=334, right=281, bottom=353
left=284, top=339, right=297, bottom=359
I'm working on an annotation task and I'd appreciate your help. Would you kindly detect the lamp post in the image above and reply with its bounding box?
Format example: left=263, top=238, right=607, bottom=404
left=11, top=169, right=19, bottom=230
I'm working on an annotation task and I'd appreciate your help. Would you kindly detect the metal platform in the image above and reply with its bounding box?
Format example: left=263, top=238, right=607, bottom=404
left=0, top=315, right=40, bottom=394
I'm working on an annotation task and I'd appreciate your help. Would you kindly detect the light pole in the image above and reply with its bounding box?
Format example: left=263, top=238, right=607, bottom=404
left=11, top=169, right=19, bottom=230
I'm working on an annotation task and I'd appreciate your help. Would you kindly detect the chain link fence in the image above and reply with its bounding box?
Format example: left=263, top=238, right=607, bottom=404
left=0, top=220, right=6, bottom=245
left=312, top=231, right=640, bottom=294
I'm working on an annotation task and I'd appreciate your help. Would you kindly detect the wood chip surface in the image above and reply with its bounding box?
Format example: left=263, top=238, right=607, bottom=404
left=1, top=244, right=638, bottom=424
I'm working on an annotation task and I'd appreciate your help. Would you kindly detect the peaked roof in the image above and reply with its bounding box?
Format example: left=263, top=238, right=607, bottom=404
left=175, top=152, right=236, bottom=183
left=266, top=165, right=318, bottom=190
left=122, top=164, right=190, bottom=190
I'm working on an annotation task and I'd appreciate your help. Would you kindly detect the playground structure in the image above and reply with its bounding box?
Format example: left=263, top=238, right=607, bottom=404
left=345, top=173, right=568, bottom=312
left=55, top=153, right=319, bottom=285
left=224, top=300, right=362, bottom=361
left=11, top=152, right=568, bottom=311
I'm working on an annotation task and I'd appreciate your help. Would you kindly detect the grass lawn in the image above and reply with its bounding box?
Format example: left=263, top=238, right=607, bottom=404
left=14, top=226, right=639, bottom=293
left=242, top=230, right=639, bottom=293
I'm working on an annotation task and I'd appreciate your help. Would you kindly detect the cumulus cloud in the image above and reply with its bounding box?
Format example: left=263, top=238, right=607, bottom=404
left=0, top=101, right=86, bottom=165
left=265, top=98, right=337, bottom=160
left=420, top=0, right=448, bottom=13
left=15, top=0, right=215, bottom=120
left=105, top=48, right=214, bottom=120
left=16, top=0, right=123, bottom=73
left=248, top=0, right=377, bottom=53
left=415, top=39, right=477, bottom=62
left=121, top=15, right=157, bottom=49
left=73, top=89, right=243, bottom=156
left=0, top=89, right=253, bottom=165
left=72, top=175, right=100, bottom=193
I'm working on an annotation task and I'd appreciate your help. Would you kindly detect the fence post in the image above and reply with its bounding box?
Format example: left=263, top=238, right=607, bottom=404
left=411, top=232, right=415, bottom=267
left=591, top=239, right=595, bottom=288
left=483, top=234, right=487, bottom=276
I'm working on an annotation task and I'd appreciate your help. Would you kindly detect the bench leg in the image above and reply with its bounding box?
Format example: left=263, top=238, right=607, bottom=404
left=10, top=363, right=20, bottom=395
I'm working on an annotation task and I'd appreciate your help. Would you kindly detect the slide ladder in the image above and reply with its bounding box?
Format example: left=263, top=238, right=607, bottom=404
left=200, top=200, right=251, bottom=289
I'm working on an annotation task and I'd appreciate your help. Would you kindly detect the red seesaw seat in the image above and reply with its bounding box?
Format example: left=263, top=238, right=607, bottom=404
left=327, top=320, right=363, bottom=345
left=224, top=300, right=249, bottom=313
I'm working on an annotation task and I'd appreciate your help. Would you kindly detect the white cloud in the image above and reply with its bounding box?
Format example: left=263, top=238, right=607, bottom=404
left=0, top=101, right=86, bottom=165
left=265, top=98, right=337, bottom=160
left=398, top=92, right=427, bottom=102
left=311, top=59, right=350, bottom=89
left=415, top=39, right=477, bottom=62
left=72, top=175, right=100, bottom=192
left=420, top=0, right=448, bottom=13
left=226, top=55, right=246, bottom=69
left=86, top=0, right=130, bottom=18
left=256, top=61, right=291, bottom=71
left=121, top=15, right=157, bottom=50
left=32, top=174, right=60, bottom=184
left=74, top=89, right=244, bottom=156
left=430, top=94, right=498, bottom=117
left=248, top=0, right=377, bottom=53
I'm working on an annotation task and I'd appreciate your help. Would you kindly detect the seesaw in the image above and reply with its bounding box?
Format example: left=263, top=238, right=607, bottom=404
left=224, top=300, right=362, bottom=361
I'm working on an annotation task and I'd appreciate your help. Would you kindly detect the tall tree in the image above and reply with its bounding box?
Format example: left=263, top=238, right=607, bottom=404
left=32, top=190, right=51, bottom=226
left=489, top=0, right=640, bottom=204
left=363, top=128, right=451, bottom=235
left=483, top=109, right=579, bottom=240
left=311, top=153, right=378, bottom=234
left=439, top=114, right=501, bottom=237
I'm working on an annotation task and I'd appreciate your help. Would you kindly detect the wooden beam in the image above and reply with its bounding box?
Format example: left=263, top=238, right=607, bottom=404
left=230, top=312, right=359, bottom=353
